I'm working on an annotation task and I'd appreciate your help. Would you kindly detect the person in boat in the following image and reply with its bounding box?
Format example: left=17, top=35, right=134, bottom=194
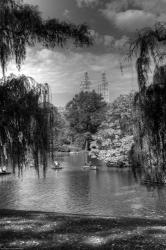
left=2, top=166, right=7, bottom=172
left=54, top=161, right=60, bottom=167
left=88, top=160, right=97, bottom=169
left=89, top=160, right=92, bottom=166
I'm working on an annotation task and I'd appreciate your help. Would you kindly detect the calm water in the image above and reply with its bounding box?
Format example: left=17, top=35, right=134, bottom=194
left=0, top=152, right=166, bottom=218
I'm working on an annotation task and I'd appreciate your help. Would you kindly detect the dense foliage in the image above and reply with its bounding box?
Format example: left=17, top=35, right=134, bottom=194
left=0, top=75, right=55, bottom=169
left=65, top=91, right=107, bottom=149
left=131, top=67, right=166, bottom=183
left=129, top=23, right=166, bottom=183
left=51, top=108, right=71, bottom=152
left=90, top=94, right=134, bottom=167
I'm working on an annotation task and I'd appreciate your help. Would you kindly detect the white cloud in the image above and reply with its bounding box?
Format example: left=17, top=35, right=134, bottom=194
left=158, top=13, right=166, bottom=22
left=103, top=35, right=115, bottom=47
left=114, top=35, right=129, bottom=50
left=63, top=9, right=71, bottom=20
left=115, top=10, right=156, bottom=32
left=101, top=0, right=166, bottom=32
left=101, top=0, right=166, bottom=15
left=136, top=0, right=166, bottom=15
left=103, top=35, right=129, bottom=52
left=76, top=0, right=100, bottom=8
left=89, top=30, right=129, bottom=52
left=89, top=29, right=104, bottom=45
left=3, top=47, right=137, bottom=106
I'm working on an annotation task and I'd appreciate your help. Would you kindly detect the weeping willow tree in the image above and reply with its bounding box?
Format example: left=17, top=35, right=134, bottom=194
left=0, top=75, right=53, bottom=170
left=129, top=23, right=166, bottom=183
left=0, top=0, right=92, bottom=171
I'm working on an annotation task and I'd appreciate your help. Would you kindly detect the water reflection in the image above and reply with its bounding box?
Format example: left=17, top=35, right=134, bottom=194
left=1, top=152, right=166, bottom=218
left=65, top=172, right=90, bottom=209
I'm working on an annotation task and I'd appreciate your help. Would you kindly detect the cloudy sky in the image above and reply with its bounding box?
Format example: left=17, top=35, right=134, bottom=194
left=5, top=0, right=166, bottom=106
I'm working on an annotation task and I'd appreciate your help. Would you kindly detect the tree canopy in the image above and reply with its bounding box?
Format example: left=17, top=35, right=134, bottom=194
left=91, top=94, right=134, bottom=167
left=129, top=23, right=166, bottom=92
left=0, top=75, right=54, bottom=169
left=65, top=91, right=107, bottom=148
left=0, top=0, right=93, bottom=76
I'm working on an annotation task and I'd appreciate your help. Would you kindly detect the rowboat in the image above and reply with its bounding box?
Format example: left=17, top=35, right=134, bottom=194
left=90, top=166, right=98, bottom=170
left=82, top=165, right=90, bottom=169
left=0, top=172, right=11, bottom=176
left=52, top=166, right=63, bottom=170
left=52, top=161, right=63, bottom=170
left=82, top=165, right=98, bottom=170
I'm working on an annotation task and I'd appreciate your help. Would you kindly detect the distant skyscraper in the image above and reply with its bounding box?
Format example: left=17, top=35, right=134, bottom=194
left=80, top=72, right=110, bottom=103
left=98, top=73, right=110, bottom=103
left=80, top=72, right=91, bottom=92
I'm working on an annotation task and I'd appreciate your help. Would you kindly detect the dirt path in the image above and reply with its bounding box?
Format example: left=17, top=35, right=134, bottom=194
left=1, top=209, right=166, bottom=249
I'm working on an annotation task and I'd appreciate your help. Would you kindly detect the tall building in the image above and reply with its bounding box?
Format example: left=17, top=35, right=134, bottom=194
left=98, top=73, right=110, bottom=103
left=80, top=72, right=110, bottom=103
left=80, top=72, right=91, bottom=92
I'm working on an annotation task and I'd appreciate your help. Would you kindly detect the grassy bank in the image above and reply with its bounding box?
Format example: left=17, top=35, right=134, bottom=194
left=1, top=210, right=166, bottom=249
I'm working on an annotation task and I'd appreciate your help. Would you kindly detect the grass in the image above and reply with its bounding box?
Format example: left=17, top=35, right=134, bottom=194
left=1, top=210, right=166, bottom=249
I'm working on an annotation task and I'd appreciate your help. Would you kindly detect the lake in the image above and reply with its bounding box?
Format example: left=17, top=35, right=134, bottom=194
left=0, top=152, right=166, bottom=218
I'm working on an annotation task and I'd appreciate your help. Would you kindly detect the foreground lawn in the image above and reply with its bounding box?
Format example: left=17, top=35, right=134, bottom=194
left=1, top=209, right=166, bottom=249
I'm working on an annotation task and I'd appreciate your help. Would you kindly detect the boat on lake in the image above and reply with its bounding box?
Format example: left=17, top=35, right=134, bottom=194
left=82, top=165, right=90, bottom=169
left=90, top=165, right=98, bottom=170
left=52, top=161, right=63, bottom=170
left=82, top=165, right=98, bottom=170
left=0, top=171, right=11, bottom=176
left=70, top=151, right=78, bottom=154
left=52, top=167, right=63, bottom=170
left=0, top=166, right=11, bottom=176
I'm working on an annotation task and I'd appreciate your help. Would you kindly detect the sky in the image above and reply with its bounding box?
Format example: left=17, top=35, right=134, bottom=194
left=5, top=0, right=166, bottom=106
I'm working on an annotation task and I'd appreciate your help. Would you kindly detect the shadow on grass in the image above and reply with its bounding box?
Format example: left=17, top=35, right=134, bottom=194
left=1, top=209, right=166, bottom=249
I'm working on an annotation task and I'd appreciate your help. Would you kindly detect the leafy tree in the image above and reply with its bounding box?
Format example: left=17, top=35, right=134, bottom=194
left=65, top=91, right=107, bottom=149
left=50, top=107, right=71, bottom=152
left=91, top=94, right=134, bottom=167
left=0, top=75, right=52, bottom=169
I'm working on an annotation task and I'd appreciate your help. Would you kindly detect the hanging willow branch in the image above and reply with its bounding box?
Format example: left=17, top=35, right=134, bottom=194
left=0, top=75, right=55, bottom=170
left=128, top=23, right=166, bottom=183
left=129, top=22, right=166, bottom=92
left=0, top=0, right=93, bottom=76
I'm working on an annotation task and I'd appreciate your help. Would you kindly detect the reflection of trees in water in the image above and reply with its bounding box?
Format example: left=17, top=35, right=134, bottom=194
left=64, top=172, right=90, bottom=209
left=131, top=166, right=143, bottom=183
left=134, top=166, right=166, bottom=200
left=53, top=153, right=91, bottom=209
left=0, top=178, right=20, bottom=209
left=111, top=170, right=135, bottom=189
left=69, top=153, right=85, bottom=167
left=145, top=185, right=166, bottom=215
